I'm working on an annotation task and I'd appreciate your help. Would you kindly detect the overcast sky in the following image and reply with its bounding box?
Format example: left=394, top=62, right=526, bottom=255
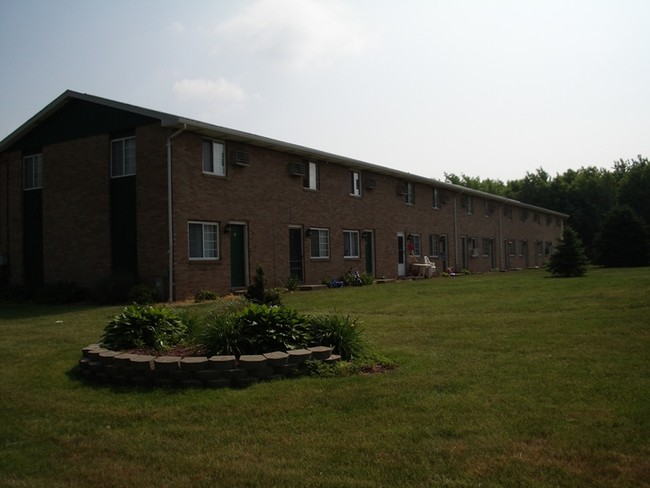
left=1, top=0, right=649, bottom=182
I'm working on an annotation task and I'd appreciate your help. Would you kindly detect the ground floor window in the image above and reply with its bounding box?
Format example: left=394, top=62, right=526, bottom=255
left=429, top=234, right=440, bottom=256
left=309, top=228, right=329, bottom=258
left=482, top=238, right=491, bottom=256
left=343, top=230, right=360, bottom=258
left=408, top=234, right=421, bottom=256
left=188, top=221, right=219, bottom=259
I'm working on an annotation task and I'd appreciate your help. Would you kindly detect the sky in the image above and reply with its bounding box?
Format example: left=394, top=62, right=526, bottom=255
left=1, top=0, right=649, bottom=182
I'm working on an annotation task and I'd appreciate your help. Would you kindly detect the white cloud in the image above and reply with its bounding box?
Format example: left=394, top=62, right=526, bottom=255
left=171, top=21, right=186, bottom=34
left=216, top=0, right=375, bottom=72
left=173, top=77, right=248, bottom=107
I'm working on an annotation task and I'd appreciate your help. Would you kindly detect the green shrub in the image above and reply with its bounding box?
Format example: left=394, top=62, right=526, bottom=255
left=285, top=275, right=300, bottom=291
left=201, top=311, right=242, bottom=357
left=127, top=284, right=159, bottom=304
left=246, top=265, right=282, bottom=305
left=34, top=281, right=85, bottom=305
left=202, top=303, right=311, bottom=357
left=308, top=313, right=366, bottom=360
left=360, top=272, right=375, bottom=286
left=101, top=304, right=187, bottom=351
left=92, top=272, right=137, bottom=304
left=235, top=304, right=311, bottom=354
left=194, top=290, right=218, bottom=302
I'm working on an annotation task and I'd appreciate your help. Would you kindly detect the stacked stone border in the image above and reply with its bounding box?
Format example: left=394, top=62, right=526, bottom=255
left=78, top=344, right=341, bottom=388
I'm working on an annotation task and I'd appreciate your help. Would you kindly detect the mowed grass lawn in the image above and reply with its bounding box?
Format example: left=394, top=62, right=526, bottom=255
left=1, top=268, right=648, bottom=487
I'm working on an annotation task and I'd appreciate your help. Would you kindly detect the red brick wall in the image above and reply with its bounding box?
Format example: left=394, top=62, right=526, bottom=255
left=42, top=135, right=111, bottom=286
left=2, top=122, right=564, bottom=300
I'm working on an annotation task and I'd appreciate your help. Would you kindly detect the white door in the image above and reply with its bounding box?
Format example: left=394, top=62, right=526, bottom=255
left=397, top=232, right=406, bottom=276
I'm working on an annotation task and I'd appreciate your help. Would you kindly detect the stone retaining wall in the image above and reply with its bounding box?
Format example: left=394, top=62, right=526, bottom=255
left=78, top=344, right=340, bottom=388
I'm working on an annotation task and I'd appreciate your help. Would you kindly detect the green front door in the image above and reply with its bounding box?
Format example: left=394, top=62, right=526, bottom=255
left=230, top=224, right=247, bottom=288
left=364, top=231, right=374, bottom=275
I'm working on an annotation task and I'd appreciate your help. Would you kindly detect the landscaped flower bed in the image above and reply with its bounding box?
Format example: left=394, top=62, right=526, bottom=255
left=78, top=343, right=341, bottom=388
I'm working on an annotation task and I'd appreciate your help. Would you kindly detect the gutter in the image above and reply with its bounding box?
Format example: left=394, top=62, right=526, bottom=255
left=166, top=124, right=186, bottom=302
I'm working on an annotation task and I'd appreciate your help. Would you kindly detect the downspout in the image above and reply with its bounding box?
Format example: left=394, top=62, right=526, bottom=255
left=498, top=204, right=503, bottom=270
left=166, top=124, right=186, bottom=303
left=453, top=192, right=459, bottom=271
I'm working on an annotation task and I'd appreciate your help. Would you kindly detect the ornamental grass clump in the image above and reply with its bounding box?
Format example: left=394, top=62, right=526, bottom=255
left=101, top=304, right=187, bottom=351
left=308, top=313, right=366, bottom=360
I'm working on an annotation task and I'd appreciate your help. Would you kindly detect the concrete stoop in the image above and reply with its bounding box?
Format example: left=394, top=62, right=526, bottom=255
left=79, top=344, right=341, bottom=388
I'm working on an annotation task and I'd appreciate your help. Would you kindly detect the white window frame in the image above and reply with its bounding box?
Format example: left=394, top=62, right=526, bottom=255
left=466, top=195, right=473, bottom=215
left=202, top=139, right=226, bottom=176
left=405, top=182, right=415, bottom=205
left=429, top=233, right=440, bottom=256
left=411, top=234, right=422, bottom=256
left=188, top=221, right=220, bottom=260
left=303, top=161, right=319, bottom=190
left=309, top=227, right=329, bottom=259
left=350, top=171, right=361, bottom=196
left=23, top=153, right=43, bottom=190
left=111, top=136, right=136, bottom=178
left=433, top=188, right=440, bottom=209
left=343, top=230, right=360, bottom=258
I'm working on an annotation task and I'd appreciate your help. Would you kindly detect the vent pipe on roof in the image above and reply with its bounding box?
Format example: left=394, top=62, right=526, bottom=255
left=167, top=124, right=186, bottom=302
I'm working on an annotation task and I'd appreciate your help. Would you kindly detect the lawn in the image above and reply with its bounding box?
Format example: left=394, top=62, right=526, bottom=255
left=1, top=267, right=648, bottom=487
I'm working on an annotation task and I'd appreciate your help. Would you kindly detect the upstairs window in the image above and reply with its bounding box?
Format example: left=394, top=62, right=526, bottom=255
left=111, top=137, right=136, bottom=177
left=432, top=188, right=440, bottom=209
left=202, top=140, right=226, bottom=176
left=343, top=230, right=360, bottom=258
left=23, top=153, right=43, bottom=190
left=188, top=221, right=219, bottom=260
left=405, top=182, right=415, bottom=205
left=309, top=228, right=329, bottom=258
left=303, top=161, right=319, bottom=190
left=350, top=171, right=361, bottom=196
left=466, top=195, right=473, bottom=215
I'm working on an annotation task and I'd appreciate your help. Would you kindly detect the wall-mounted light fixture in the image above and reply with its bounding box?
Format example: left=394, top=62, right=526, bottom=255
left=305, top=228, right=312, bottom=239
left=224, top=224, right=231, bottom=234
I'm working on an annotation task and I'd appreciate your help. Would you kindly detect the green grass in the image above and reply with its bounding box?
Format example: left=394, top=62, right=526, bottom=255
left=1, top=268, right=649, bottom=487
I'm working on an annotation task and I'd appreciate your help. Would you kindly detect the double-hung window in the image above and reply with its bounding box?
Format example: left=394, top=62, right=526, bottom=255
left=405, top=182, right=415, bottom=205
left=202, top=140, right=226, bottom=176
left=410, top=234, right=421, bottom=256
left=23, top=153, right=43, bottom=190
left=188, top=221, right=219, bottom=260
left=111, top=137, right=136, bottom=177
left=466, top=195, right=473, bottom=215
left=350, top=171, right=361, bottom=196
left=309, top=228, right=329, bottom=258
left=429, top=234, right=440, bottom=256
left=343, top=230, right=360, bottom=258
left=432, top=188, right=440, bottom=209
left=303, top=161, right=319, bottom=190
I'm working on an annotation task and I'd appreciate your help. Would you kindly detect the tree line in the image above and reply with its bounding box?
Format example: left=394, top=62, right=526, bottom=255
left=445, top=155, right=650, bottom=267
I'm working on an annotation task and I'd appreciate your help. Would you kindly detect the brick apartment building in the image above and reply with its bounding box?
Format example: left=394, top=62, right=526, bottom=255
left=0, top=91, right=567, bottom=300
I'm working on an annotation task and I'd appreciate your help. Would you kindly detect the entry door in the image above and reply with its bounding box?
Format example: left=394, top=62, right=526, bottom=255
left=461, top=236, right=468, bottom=270
left=364, top=231, right=374, bottom=275
left=397, top=232, right=406, bottom=276
left=230, top=223, right=247, bottom=288
left=289, top=228, right=304, bottom=282
left=522, top=240, right=529, bottom=268
left=439, top=235, right=448, bottom=272
left=490, top=239, right=496, bottom=269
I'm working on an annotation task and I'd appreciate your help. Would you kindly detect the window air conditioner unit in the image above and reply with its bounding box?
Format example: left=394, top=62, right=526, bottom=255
left=289, top=161, right=305, bottom=176
left=231, top=150, right=250, bottom=167
left=471, top=249, right=480, bottom=258
left=365, top=177, right=377, bottom=189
